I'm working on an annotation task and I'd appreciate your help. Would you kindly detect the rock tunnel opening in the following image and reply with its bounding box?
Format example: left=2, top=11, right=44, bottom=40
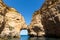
left=20, top=30, right=28, bottom=36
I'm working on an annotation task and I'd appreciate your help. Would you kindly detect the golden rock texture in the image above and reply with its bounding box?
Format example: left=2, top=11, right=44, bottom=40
left=28, top=11, right=45, bottom=37
left=28, top=0, right=60, bottom=37
left=0, top=0, right=27, bottom=38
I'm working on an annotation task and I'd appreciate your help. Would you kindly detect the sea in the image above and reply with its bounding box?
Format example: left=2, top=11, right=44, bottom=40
left=0, top=35, right=60, bottom=40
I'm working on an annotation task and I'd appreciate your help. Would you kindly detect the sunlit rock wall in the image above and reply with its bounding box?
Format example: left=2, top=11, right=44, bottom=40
left=0, top=0, right=27, bottom=38
left=28, top=0, right=60, bottom=37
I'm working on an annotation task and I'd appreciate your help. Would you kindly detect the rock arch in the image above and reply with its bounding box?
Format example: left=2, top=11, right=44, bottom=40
left=0, top=0, right=27, bottom=38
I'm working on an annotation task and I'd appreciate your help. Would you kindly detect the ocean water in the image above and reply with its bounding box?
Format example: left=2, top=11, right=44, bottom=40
left=20, top=35, right=60, bottom=40
left=0, top=35, right=60, bottom=40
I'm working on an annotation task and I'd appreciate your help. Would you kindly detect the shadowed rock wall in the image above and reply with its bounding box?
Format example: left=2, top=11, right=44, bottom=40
left=28, top=0, right=60, bottom=37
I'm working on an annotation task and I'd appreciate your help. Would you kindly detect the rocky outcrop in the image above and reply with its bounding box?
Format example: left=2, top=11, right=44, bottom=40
left=0, top=0, right=27, bottom=38
left=28, top=0, right=60, bottom=37
left=28, top=11, right=45, bottom=37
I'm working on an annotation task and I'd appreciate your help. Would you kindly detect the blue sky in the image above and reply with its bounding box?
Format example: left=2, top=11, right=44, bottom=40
left=3, top=0, right=45, bottom=35
left=3, top=0, right=45, bottom=25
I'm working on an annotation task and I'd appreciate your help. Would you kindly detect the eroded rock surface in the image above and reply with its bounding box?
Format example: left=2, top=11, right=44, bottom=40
left=28, top=11, right=45, bottom=37
left=0, top=0, right=27, bottom=38
left=28, top=0, right=60, bottom=37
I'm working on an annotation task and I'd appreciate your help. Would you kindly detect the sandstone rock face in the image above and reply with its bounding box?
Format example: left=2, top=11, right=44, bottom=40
left=28, top=11, right=45, bottom=37
left=28, top=0, right=60, bottom=37
left=0, top=0, right=27, bottom=38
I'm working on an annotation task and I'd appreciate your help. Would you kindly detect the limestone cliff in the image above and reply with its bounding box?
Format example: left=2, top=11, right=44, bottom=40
left=28, top=0, right=60, bottom=37
left=28, top=11, right=45, bottom=37
left=0, top=0, right=27, bottom=38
